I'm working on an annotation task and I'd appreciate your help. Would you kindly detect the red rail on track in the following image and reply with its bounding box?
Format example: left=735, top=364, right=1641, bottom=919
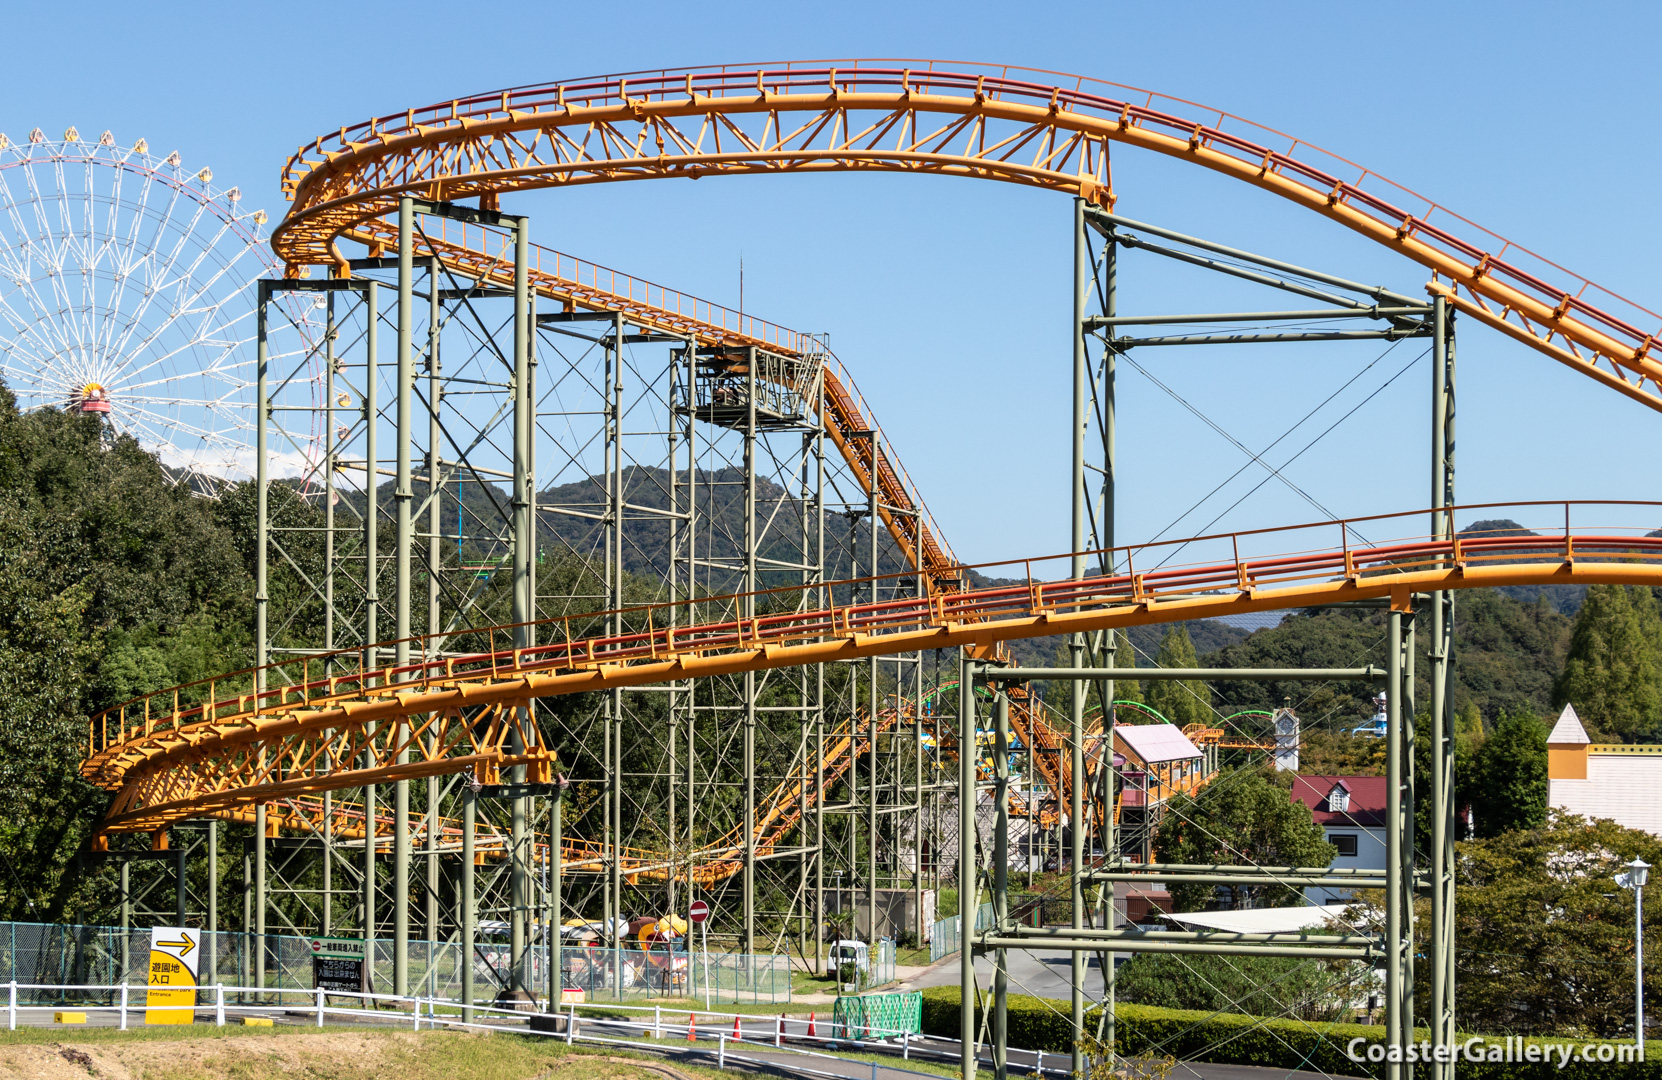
left=83, top=500, right=1662, bottom=787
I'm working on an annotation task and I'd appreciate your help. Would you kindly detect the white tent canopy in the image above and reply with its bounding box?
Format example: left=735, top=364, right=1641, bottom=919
left=1159, top=905, right=1354, bottom=934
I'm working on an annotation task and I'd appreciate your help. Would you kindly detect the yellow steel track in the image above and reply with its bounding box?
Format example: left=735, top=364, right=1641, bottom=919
left=348, top=218, right=961, bottom=595
left=84, top=503, right=1662, bottom=841
left=278, top=61, right=1662, bottom=413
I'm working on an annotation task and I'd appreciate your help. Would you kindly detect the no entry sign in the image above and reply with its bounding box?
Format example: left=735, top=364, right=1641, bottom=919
left=688, top=900, right=710, bottom=924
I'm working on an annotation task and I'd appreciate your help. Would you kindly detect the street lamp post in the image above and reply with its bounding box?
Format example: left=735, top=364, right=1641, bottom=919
left=1619, top=857, right=1650, bottom=1058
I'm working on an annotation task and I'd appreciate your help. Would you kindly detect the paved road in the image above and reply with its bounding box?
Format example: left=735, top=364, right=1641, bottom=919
left=583, top=1011, right=1365, bottom=1080
left=903, top=949, right=1109, bottom=1001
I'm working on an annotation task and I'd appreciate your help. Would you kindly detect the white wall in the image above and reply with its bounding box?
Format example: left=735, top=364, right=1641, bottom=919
left=1306, top=824, right=1388, bottom=905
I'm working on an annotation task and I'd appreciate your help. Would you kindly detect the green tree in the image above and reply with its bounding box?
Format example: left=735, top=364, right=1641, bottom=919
left=1554, top=583, right=1662, bottom=742
left=1113, top=950, right=1368, bottom=1022
left=1470, top=708, right=1548, bottom=839
left=1152, top=766, right=1336, bottom=911
left=1144, top=626, right=1209, bottom=728
left=0, top=387, right=252, bottom=920
left=1449, top=810, right=1662, bottom=1036
left=1047, top=629, right=1140, bottom=721
left=1106, top=628, right=1142, bottom=706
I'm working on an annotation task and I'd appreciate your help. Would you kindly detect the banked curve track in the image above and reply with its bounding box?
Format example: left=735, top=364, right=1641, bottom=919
left=84, top=502, right=1662, bottom=839
left=346, top=215, right=961, bottom=593
left=277, top=60, right=1662, bottom=412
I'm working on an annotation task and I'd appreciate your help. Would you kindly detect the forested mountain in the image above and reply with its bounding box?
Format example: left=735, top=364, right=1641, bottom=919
left=1201, top=588, right=1574, bottom=733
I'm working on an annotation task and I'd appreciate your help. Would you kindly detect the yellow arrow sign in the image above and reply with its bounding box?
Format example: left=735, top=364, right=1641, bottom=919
left=156, top=937, right=194, bottom=958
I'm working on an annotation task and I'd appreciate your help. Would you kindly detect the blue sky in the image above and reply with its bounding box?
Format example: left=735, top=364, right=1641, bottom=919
left=6, top=1, right=1659, bottom=563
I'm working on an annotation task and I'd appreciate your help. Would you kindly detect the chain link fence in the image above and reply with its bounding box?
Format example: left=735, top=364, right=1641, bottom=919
left=928, top=903, right=993, bottom=963
left=0, top=921, right=790, bottom=1006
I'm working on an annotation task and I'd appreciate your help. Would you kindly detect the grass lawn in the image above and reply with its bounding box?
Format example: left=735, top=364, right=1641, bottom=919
left=0, top=1019, right=958, bottom=1080
left=0, top=1026, right=739, bottom=1080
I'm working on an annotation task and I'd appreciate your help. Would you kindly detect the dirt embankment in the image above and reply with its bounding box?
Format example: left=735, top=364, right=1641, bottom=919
left=0, top=1030, right=708, bottom=1080
left=0, top=1030, right=416, bottom=1080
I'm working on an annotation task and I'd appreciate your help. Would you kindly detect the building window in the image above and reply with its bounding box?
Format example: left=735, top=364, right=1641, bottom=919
left=1328, top=787, right=1350, bottom=813
left=1329, top=833, right=1358, bottom=857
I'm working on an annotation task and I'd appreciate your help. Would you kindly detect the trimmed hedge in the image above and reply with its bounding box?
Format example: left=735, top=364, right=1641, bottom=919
left=919, top=986, right=1662, bottom=1078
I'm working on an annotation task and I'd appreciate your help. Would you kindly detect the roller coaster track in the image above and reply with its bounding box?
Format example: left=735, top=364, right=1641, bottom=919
left=275, top=61, right=1662, bottom=413
left=347, top=217, right=962, bottom=593
left=206, top=700, right=1048, bottom=885
left=82, top=501, right=1662, bottom=839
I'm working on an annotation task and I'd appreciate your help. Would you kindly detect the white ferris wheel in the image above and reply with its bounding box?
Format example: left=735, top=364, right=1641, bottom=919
left=0, top=127, right=313, bottom=487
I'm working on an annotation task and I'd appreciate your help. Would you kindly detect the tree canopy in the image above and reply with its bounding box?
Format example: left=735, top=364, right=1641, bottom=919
left=1469, top=708, right=1549, bottom=839
left=1446, top=810, right=1662, bottom=1036
left=1152, top=766, right=1336, bottom=911
left=0, top=388, right=252, bottom=919
left=1554, top=583, right=1662, bottom=743
left=1143, top=626, right=1209, bottom=729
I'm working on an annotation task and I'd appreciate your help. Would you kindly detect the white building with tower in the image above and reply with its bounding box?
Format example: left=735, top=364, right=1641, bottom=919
left=1547, top=704, right=1662, bottom=837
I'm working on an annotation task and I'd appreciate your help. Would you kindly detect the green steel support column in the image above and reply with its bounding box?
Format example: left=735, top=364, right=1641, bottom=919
left=1386, top=610, right=1408, bottom=1080
left=120, top=860, right=130, bottom=977
left=1026, top=734, right=1036, bottom=891
left=867, top=429, right=880, bottom=941
left=795, top=429, right=812, bottom=958
left=813, top=374, right=827, bottom=977
left=254, top=804, right=266, bottom=992
left=363, top=279, right=380, bottom=994
left=363, top=784, right=376, bottom=987
left=324, top=291, right=337, bottom=661
left=680, top=342, right=699, bottom=953
left=958, top=657, right=977, bottom=1080
left=1069, top=196, right=1088, bottom=1076
left=510, top=215, right=534, bottom=997
left=393, top=196, right=414, bottom=998
left=1436, top=300, right=1458, bottom=1068
left=175, top=833, right=186, bottom=925
left=608, top=313, right=624, bottom=990
left=915, top=568, right=926, bottom=944
left=426, top=255, right=442, bottom=953
left=1404, top=610, right=1417, bottom=1019
left=550, top=783, right=563, bottom=1008
left=743, top=346, right=758, bottom=956
left=462, top=784, right=475, bottom=1023
left=323, top=794, right=332, bottom=936
left=425, top=786, right=438, bottom=948
left=1425, top=294, right=1458, bottom=1076
left=255, top=279, right=269, bottom=677
left=253, top=282, right=271, bottom=995
left=1101, top=218, right=1119, bottom=1069
left=992, top=688, right=1011, bottom=1080
left=206, top=819, right=217, bottom=989
left=667, top=350, right=684, bottom=924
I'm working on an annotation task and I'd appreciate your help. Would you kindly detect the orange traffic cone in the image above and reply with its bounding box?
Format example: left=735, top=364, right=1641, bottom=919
left=807, top=1011, right=817, bottom=1037
left=686, top=1013, right=697, bottom=1042
left=732, top=1014, right=744, bottom=1041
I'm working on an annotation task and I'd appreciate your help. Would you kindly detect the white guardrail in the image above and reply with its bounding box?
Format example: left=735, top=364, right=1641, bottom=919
left=0, top=981, right=1069, bottom=1080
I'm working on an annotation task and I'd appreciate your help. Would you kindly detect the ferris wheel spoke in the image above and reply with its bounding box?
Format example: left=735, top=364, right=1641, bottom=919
left=105, top=294, right=252, bottom=390
left=0, top=138, right=316, bottom=476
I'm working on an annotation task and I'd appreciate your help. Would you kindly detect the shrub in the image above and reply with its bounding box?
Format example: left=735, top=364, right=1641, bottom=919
left=917, top=987, right=1662, bottom=1078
